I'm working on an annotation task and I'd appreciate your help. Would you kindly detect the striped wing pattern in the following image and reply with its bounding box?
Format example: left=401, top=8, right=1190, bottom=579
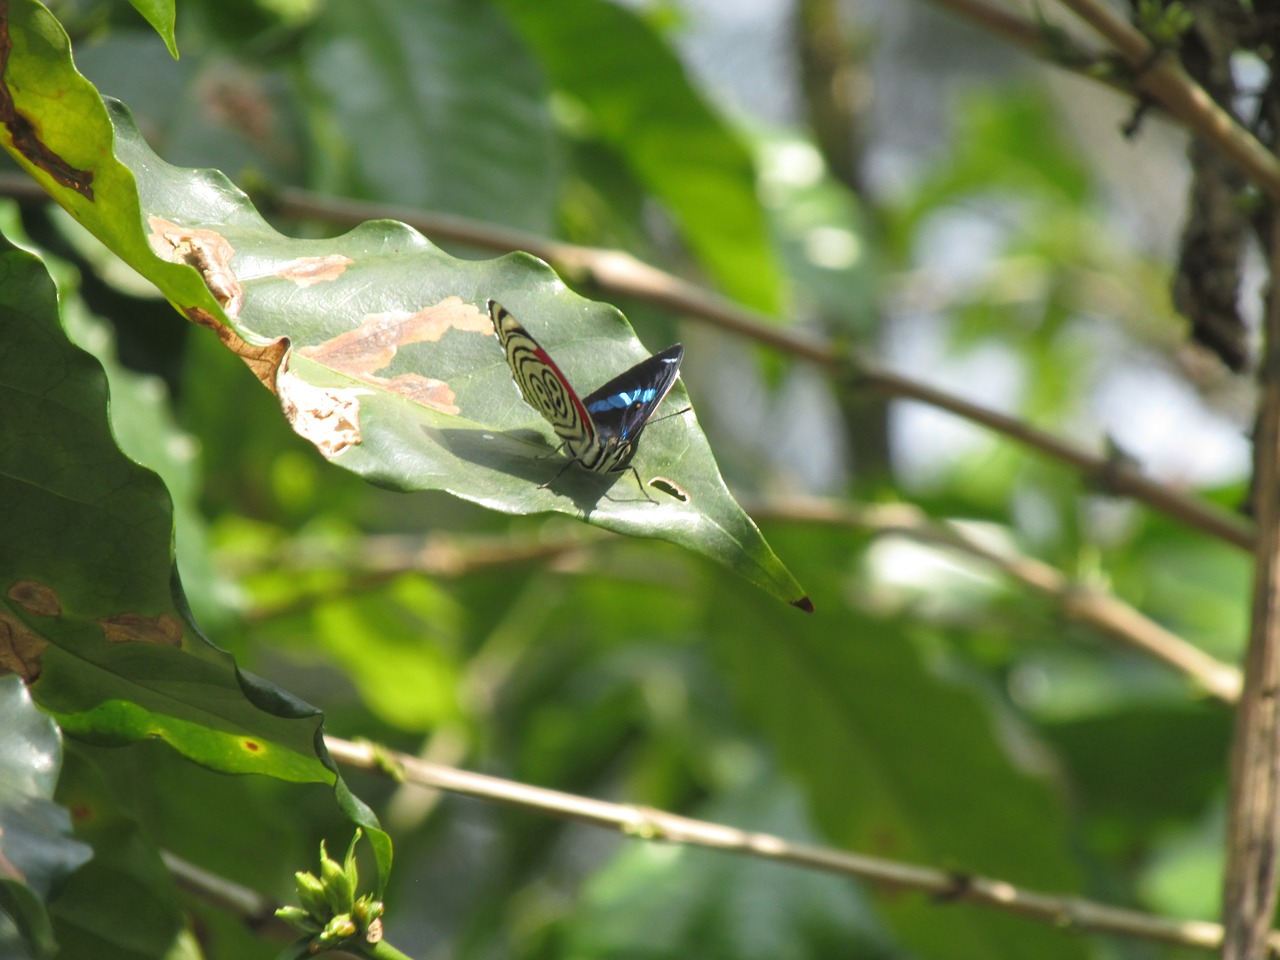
left=488, top=300, right=682, bottom=476
left=489, top=301, right=601, bottom=466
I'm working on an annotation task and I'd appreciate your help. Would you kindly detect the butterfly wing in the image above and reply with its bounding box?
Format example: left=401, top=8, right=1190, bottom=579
left=582, top=344, right=684, bottom=471
left=488, top=300, right=599, bottom=462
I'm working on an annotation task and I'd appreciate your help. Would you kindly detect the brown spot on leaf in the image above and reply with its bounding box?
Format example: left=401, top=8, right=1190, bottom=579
left=0, top=610, right=48, bottom=682
left=186, top=306, right=289, bottom=394
left=147, top=217, right=244, bottom=316
left=68, top=803, right=94, bottom=824
left=0, top=3, right=95, bottom=199
left=297, top=296, right=490, bottom=415
left=98, top=612, right=184, bottom=646
left=243, top=739, right=261, bottom=752
left=275, top=254, right=353, bottom=287
left=278, top=364, right=369, bottom=459
left=7, top=580, right=60, bottom=617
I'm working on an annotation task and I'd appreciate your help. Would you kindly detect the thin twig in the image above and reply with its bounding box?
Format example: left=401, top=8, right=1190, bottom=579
left=323, top=735, right=1278, bottom=955
left=240, top=499, right=1243, bottom=702
left=749, top=498, right=1243, bottom=703
left=160, top=851, right=295, bottom=940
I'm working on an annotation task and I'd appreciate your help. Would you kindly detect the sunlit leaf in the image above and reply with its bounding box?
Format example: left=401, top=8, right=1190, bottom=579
left=0, top=0, right=807, bottom=608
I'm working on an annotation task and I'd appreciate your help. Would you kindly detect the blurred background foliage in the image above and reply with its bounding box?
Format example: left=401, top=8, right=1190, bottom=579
left=6, top=0, right=1257, bottom=957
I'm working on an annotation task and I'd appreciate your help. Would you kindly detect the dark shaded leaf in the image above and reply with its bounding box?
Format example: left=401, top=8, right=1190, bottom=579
left=0, top=232, right=390, bottom=891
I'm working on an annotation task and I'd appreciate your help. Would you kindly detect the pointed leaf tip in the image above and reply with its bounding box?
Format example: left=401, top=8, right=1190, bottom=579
left=792, top=596, right=815, bottom=613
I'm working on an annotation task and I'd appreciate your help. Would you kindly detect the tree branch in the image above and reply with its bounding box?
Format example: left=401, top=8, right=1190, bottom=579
left=322, top=735, right=1275, bottom=955
left=926, top=0, right=1280, bottom=198
left=250, top=184, right=1256, bottom=553
left=245, top=500, right=1243, bottom=704
left=1055, top=0, right=1277, bottom=197
left=0, top=173, right=1245, bottom=549
left=748, top=497, right=1243, bottom=703
left=1221, top=213, right=1280, bottom=959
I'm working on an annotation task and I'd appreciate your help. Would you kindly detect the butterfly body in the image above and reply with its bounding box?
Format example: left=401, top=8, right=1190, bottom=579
left=488, top=300, right=683, bottom=486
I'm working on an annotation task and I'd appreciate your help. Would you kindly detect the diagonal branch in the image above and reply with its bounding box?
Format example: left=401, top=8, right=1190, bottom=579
left=257, top=184, right=1255, bottom=553
left=245, top=499, right=1243, bottom=703
left=0, top=173, right=1250, bottom=546
left=321, top=735, right=1274, bottom=955
left=1054, top=0, right=1280, bottom=197
left=748, top=497, right=1243, bottom=703
left=925, top=0, right=1280, bottom=198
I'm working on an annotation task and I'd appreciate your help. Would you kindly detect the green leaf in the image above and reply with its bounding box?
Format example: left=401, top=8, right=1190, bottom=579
left=0, top=678, right=91, bottom=959
left=126, top=0, right=179, bottom=59
left=496, top=0, right=784, bottom=314
left=299, top=0, right=558, bottom=233
left=0, top=0, right=806, bottom=608
left=49, top=748, right=199, bottom=960
left=0, top=232, right=391, bottom=892
left=255, top=575, right=464, bottom=733
left=710, top=543, right=1087, bottom=960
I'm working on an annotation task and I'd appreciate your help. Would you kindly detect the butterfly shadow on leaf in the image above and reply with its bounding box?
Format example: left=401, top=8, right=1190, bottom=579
left=427, top=423, right=635, bottom=516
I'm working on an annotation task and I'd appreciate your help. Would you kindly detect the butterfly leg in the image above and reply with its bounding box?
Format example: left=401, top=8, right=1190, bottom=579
left=598, top=469, right=658, bottom=504
left=537, top=456, right=579, bottom=489
left=629, top=466, right=658, bottom=504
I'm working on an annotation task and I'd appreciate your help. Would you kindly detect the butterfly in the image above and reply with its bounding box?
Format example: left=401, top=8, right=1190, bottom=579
left=487, top=300, right=684, bottom=498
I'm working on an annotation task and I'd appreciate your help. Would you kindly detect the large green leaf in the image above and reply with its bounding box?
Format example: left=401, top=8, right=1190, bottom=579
left=0, top=678, right=91, bottom=959
left=0, top=233, right=390, bottom=891
left=299, top=0, right=558, bottom=234
left=497, top=0, right=784, bottom=315
left=48, top=749, right=199, bottom=960
left=0, top=0, right=807, bottom=608
left=710, top=535, right=1087, bottom=960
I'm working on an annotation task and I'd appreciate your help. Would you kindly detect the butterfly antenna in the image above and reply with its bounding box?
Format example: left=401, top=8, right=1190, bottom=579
left=645, top=405, right=693, bottom=427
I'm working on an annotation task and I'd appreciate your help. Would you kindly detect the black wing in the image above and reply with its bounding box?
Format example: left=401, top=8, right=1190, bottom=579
left=582, top=344, right=684, bottom=446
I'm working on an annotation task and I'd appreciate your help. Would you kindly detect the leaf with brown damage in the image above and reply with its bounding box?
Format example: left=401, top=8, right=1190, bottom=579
left=278, top=365, right=371, bottom=459
left=147, top=217, right=244, bottom=316
left=0, top=609, right=48, bottom=681
left=297, top=296, right=491, bottom=416
left=275, top=254, right=354, bottom=287
left=8, top=579, right=61, bottom=617
left=0, top=0, right=94, bottom=199
left=97, top=611, right=184, bottom=646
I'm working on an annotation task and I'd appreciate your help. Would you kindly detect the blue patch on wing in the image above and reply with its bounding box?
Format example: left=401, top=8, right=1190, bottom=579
left=587, top=388, right=658, bottom=413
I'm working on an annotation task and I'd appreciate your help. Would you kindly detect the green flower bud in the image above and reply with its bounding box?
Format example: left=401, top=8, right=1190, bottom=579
left=275, top=905, right=321, bottom=934
left=321, top=848, right=355, bottom=915
left=294, top=870, right=328, bottom=919
left=352, top=894, right=385, bottom=930
left=317, top=913, right=358, bottom=947
left=343, top=830, right=363, bottom=893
